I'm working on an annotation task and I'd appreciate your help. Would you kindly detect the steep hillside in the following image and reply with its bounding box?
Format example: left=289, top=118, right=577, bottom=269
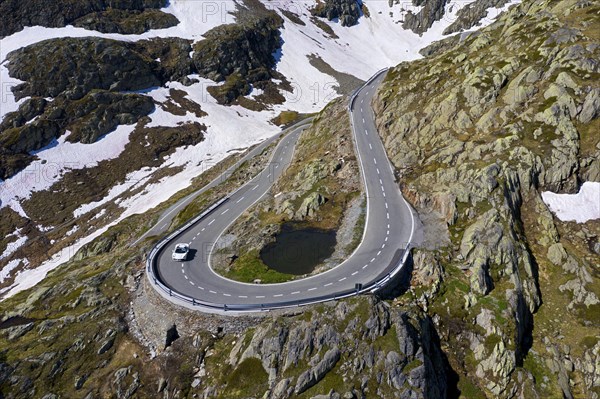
left=374, top=0, right=599, bottom=397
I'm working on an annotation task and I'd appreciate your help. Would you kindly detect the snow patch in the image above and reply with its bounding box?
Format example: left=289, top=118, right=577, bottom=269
left=0, top=259, right=26, bottom=285
left=0, top=125, right=135, bottom=217
left=2, top=224, right=111, bottom=299
left=542, top=182, right=600, bottom=223
left=0, top=229, right=27, bottom=260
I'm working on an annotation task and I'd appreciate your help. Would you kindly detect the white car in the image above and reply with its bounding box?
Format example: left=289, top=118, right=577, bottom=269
left=172, top=243, right=190, bottom=261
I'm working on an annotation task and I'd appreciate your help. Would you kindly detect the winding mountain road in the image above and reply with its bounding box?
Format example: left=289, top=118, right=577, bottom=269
left=148, top=70, right=419, bottom=313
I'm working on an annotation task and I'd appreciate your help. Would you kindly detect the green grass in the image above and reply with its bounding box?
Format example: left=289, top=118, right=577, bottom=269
left=457, top=377, right=486, bottom=399
left=522, top=352, right=562, bottom=398
left=221, top=357, right=269, bottom=399
left=346, top=199, right=366, bottom=254
left=223, top=249, right=296, bottom=283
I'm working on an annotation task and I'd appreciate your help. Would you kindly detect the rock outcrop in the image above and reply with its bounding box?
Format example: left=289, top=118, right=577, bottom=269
left=0, top=0, right=177, bottom=38
left=311, top=0, right=362, bottom=27
left=402, top=0, right=449, bottom=35
left=376, top=0, right=600, bottom=397
left=443, top=0, right=511, bottom=35
left=192, top=13, right=284, bottom=104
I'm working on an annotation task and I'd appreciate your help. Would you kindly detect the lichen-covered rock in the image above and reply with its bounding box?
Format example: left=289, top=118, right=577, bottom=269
left=375, top=0, right=600, bottom=396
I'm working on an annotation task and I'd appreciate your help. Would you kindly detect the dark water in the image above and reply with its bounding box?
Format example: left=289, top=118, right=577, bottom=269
left=260, top=223, right=337, bottom=275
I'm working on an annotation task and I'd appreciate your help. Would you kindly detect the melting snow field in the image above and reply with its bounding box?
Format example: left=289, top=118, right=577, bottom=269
left=0, top=0, right=520, bottom=298
left=542, top=182, right=600, bottom=223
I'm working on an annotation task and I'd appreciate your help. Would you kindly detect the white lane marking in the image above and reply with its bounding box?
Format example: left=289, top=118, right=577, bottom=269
left=267, top=174, right=271, bottom=179
left=252, top=185, right=259, bottom=190
left=369, top=143, right=373, bottom=150
left=201, top=227, right=205, bottom=232
left=181, top=269, right=185, bottom=274
left=209, top=290, right=217, bottom=294
left=381, top=243, right=386, bottom=249
left=381, top=185, right=385, bottom=192
left=308, top=287, right=317, bottom=291
left=352, top=271, right=358, bottom=276
left=236, top=197, right=245, bottom=203
left=238, top=295, right=248, bottom=298
left=184, top=275, right=188, bottom=280
left=339, top=277, right=347, bottom=282
left=361, top=108, right=363, bottom=113
left=383, top=191, right=386, bottom=198
left=291, top=291, right=300, bottom=295
left=377, top=251, right=381, bottom=256
left=256, top=295, right=265, bottom=299
left=362, top=118, right=365, bottom=123
left=275, top=165, right=279, bottom=169
left=387, top=224, right=390, bottom=229
left=324, top=283, right=333, bottom=287
left=365, top=130, right=369, bottom=135
left=385, top=236, right=389, bottom=242
left=198, top=286, right=204, bottom=290
left=192, top=236, right=196, bottom=241
left=274, top=294, right=283, bottom=297
left=373, top=158, right=377, bottom=165
left=223, top=293, right=231, bottom=297
left=362, top=264, right=368, bottom=269
left=387, top=212, right=390, bottom=219
left=361, top=99, right=363, bottom=104
left=190, top=281, right=195, bottom=286
left=385, top=203, right=388, bottom=209
left=370, top=258, right=376, bottom=263
left=379, top=179, right=383, bottom=185
left=376, top=168, right=380, bottom=175
left=208, top=219, right=215, bottom=226
left=221, top=209, right=229, bottom=215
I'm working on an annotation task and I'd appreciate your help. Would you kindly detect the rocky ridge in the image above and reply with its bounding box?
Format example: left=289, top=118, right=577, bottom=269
left=375, top=0, right=600, bottom=397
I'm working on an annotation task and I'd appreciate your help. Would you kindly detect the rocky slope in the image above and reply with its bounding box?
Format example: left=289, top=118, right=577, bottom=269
left=374, top=0, right=599, bottom=397
left=0, top=0, right=178, bottom=38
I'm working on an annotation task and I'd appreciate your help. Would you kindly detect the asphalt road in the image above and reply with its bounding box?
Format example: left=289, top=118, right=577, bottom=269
left=132, top=118, right=313, bottom=247
left=152, top=70, right=418, bottom=310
